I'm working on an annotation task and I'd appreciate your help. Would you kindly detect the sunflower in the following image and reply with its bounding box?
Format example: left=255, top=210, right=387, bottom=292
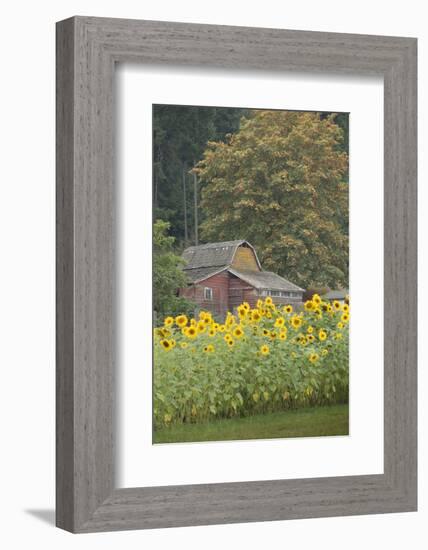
left=251, top=309, right=262, bottom=323
left=226, top=314, right=236, bottom=326
left=290, top=315, right=302, bottom=329
left=224, top=333, right=232, bottom=343
left=334, top=332, right=343, bottom=340
left=309, top=353, right=319, bottom=363
left=164, top=316, right=174, bottom=327
left=237, top=308, right=247, bottom=320
left=283, top=304, right=293, bottom=314
left=337, top=322, right=344, bottom=330
left=260, top=345, right=270, bottom=355
left=307, top=325, right=314, bottom=334
left=186, top=326, right=197, bottom=339
left=274, top=316, right=285, bottom=328
left=264, top=296, right=273, bottom=306
left=197, top=320, right=207, bottom=333
left=318, top=329, right=327, bottom=341
left=233, top=326, right=244, bottom=339
left=227, top=338, right=235, bottom=348
left=160, top=339, right=172, bottom=351
left=297, top=334, right=307, bottom=346
left=190, top=318, right=197, bottom=327
left=242, top=301, right=251, bottom=311
left=208, top=328, right=216, bottom=337
left=312, top=293, right=322, bottom=306
left=269, top=331, right=277, bottom=340
left=279, top=331, right=287, bottom=341
left=175, top=314, right=188, bottom=328
left=262, top=328, right=270, bottom=338
left=218, top=324, right=226, bottom=332
left=321, top=349, right=328, bottom=356
left=203, top=344, right=215, bottom=353
left=170, top=339, right=176, bottom=348
left=304, top=300, right=314, bottom=311
left=180, top=342, right=188, bottom=349
left=341, top=312, right=350, bottom=323
left=256, top=299, right=264, bottom=309
left=307, top=334, right=315, bottom=343
left=342, top=303, right=350, bottom=313
left=333, top=300, right=341, bottom=311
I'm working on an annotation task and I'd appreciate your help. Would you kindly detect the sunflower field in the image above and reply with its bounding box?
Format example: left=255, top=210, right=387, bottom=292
left=153, top=295, right=349, bottom=430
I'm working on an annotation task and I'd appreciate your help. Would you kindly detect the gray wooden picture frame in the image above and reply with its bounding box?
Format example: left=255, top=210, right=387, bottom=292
left=56, top=16, right=417, bottom=533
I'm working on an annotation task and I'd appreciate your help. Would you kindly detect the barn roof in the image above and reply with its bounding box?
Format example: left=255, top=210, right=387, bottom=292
left=182, top=240, right=260, bottom=271
left=184, top=266, right=227, bottom=283
left=228, top=269, right=305, bottom=292
left=181, top=240, right=303, bottom=291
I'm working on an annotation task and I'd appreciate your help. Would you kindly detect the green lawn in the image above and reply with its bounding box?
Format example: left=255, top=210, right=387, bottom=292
left=153, top=403, right=349, bottom=444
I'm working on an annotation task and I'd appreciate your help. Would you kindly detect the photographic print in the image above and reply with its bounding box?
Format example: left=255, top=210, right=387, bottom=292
left=153, top=104, right=349, bottom=444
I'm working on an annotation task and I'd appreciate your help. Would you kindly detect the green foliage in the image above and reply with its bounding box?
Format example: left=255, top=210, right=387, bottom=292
left=153, top=299, right=349, bottom=429
left=153, top=219, right=194, bottom=318
left=194, top=110, right=349, bottom=289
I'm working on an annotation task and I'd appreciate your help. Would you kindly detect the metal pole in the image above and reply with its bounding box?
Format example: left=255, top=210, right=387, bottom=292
left=193, top=170, right=199, bottom=246
left=182, top=162, right=188, bottom=245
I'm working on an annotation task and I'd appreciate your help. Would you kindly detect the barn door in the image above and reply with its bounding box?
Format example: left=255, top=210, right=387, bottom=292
left=229, top=288, right=244, bottom=310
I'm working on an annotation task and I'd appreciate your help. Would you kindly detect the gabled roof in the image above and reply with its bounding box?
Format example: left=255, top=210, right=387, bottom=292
left=228, top=269, right=305, bottom=292
left=182, top=240, right=261, bottom=271
left=181, top=240, right=304, bottom=291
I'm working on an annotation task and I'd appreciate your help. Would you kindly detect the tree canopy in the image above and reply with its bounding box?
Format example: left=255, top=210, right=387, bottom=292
left=193, top=110, right=349, bottom=289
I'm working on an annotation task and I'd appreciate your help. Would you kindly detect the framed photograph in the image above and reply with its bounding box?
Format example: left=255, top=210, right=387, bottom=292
left=56, top=17, right=417, bottom=532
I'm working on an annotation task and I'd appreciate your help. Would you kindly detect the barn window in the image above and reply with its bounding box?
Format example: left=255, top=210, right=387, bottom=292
left=204, top=287, right=213, bottom=300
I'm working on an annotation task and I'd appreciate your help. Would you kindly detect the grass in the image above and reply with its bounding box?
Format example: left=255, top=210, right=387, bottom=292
left=153, top=403, right=349, bottom=444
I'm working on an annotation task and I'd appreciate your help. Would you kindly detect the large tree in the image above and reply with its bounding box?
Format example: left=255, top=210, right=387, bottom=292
left=193, top=110, right=349, bottom=289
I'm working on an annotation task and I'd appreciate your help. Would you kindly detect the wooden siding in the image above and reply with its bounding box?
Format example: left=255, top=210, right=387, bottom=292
left=231, top=245, right=260, bottom=271
left=228, top=274, right=258, bottom=310
left=179, top=271, right=230, bottom=319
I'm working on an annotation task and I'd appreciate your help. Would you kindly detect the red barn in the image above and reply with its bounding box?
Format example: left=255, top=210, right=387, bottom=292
left=179, top=240, right=304, bottom=319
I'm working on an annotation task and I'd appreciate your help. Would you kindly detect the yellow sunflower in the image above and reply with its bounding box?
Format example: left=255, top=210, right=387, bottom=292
left=318, top=329, right=327, bottom=341
left=309, top=353, right=319, bottom=363
left=160, top=339, right=172, bottom=351
left=274, top=316, right=285, bottom=328
left=203, top=344, right=214, bottom=353
left=304, top=300, right=314, bottom=311
left=260, top=344, right=270, bottom=355
left=164, top=316, right=174, bottom=327
left=186, top=326, right=197, bottom=339
left=265, top=296, right=273, bottom=306
left=283, top=304, right=293, bottom=314
left=175, top=314, right=188, bottom=328
left=251, top=309, right=262, bottom=323
left=233, top=326, right=244, bottom=339
left=290, top=315, right=302, bottom=329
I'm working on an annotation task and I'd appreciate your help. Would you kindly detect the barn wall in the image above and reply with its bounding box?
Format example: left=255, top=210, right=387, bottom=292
left=179, top=271, right=230, bottom=320
left=228, top=275, right=258, bottom=310
left=231, top=245, right=260, bottom=271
